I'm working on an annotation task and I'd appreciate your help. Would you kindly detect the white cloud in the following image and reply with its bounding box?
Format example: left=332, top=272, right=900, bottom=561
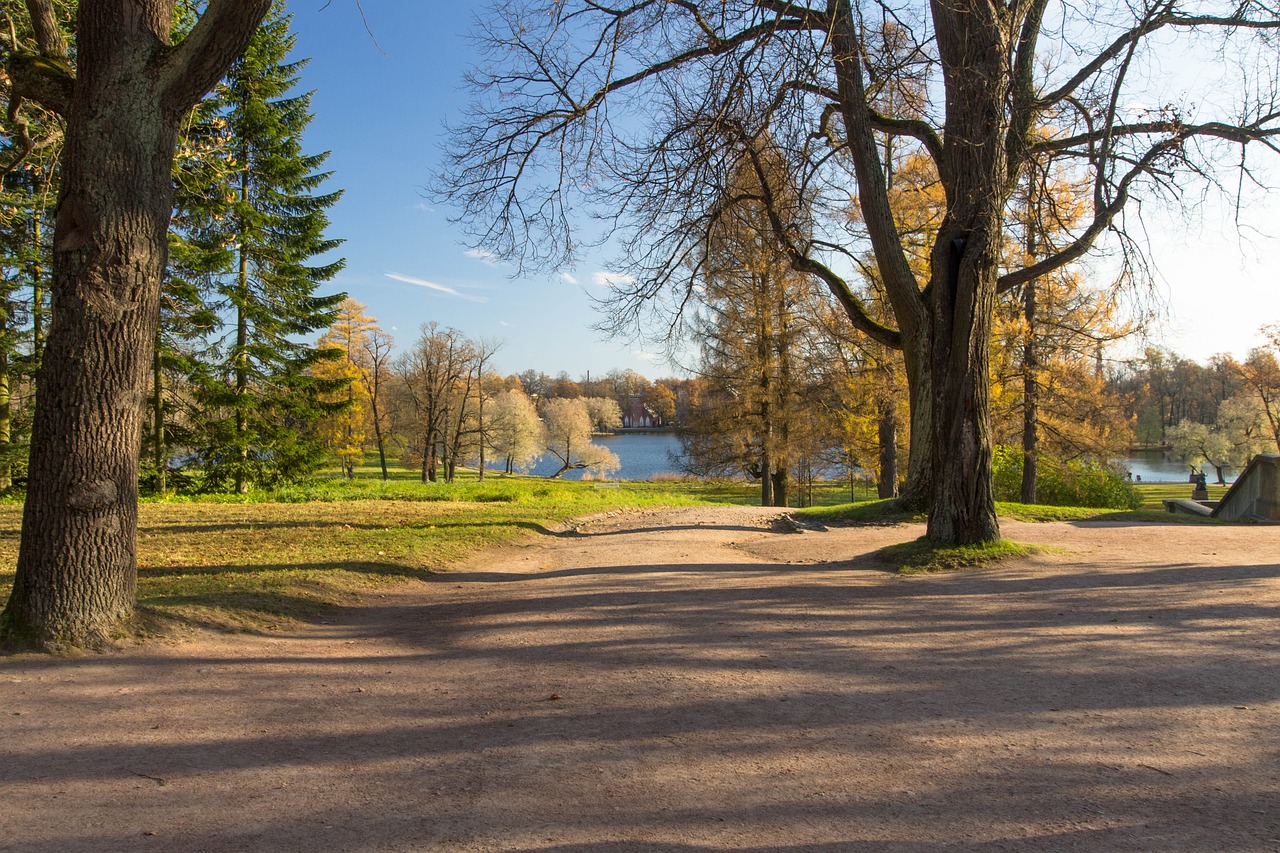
left=384, top=272, right=490, bottom=303
left=464, top=248, right=502, bottom=267
left=559, top=272, right=579, bottom=285
left=592, top=270, right=636, bottom=288
left=633, top=350, right=658, bottom=362
left=415, top=203, right=435, bottom=213
left=499, top=320, right=511, bottom=327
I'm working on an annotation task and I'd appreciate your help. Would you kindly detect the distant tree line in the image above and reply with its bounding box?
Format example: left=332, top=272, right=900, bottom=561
left=1109, top=333, right=1280, bottom=483
left=295, top=307, right=693, bottom=485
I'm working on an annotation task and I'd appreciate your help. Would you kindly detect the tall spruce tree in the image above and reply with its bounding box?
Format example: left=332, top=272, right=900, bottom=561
left=185, top=3, right=346, bottom=493
left=145, top=58, right=231, bottom=497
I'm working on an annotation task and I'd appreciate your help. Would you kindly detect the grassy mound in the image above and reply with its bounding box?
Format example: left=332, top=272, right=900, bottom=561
left=875, top=537, right=1047, bottom=574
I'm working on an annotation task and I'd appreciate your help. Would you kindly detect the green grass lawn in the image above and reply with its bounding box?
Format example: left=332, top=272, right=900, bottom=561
left=0, top=472, right=746, bottom=635
left=1132, top=481, right=1229, bottom=510
left=0, top=468, right=1235, bottom=637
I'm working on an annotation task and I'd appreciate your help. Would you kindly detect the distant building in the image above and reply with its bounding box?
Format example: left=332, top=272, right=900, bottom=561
left=622, top=395, right=661, bottom=429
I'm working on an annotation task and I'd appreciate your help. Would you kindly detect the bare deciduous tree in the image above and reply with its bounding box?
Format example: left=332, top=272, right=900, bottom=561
left=441, top=0, right=1280, bottom=544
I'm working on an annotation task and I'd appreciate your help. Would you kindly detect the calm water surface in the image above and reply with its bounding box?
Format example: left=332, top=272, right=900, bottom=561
left=512, top=432, right=1225, bottom=483
left=521, top=431, right=684, bottom=480
left=1121, top=448, right=1236, bottom=484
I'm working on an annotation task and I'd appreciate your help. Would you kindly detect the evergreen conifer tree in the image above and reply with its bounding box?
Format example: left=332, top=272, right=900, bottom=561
left=145, top=63, right=230, bottom=496
left=184, top=3, right=346, bottom=492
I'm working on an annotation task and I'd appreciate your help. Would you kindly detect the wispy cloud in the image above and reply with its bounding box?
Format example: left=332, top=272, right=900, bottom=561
left=499, top=320, right=511, bottom=327
left=415, top=203, right=435, bottom=213
left=464, top=248, right=502, bottom=267
left=633, top=350, right=658, bottom=362
left=592, top=270, right=635, bottom=288
left=559, top=272, right=579, bottom=285
left=385, top=272, right=490, bottom=303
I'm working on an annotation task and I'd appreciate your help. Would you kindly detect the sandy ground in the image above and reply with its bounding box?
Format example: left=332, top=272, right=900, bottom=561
left=1, top=506, right=1278, bottom=852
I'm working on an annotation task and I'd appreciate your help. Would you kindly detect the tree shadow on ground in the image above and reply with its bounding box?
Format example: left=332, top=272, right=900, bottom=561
left=137, top=591, right=336, bottom=633
left=3, top=525, right=1277, bottom=851
left=137, top=560, right=431, bottom=581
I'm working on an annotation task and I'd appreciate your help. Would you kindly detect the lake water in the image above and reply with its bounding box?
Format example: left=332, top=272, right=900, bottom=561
left=1120, top=448, right=1235, bottom=484
left=512, top=432, right=1227, bottom=483
left=521, top=431, right=684, bottom=480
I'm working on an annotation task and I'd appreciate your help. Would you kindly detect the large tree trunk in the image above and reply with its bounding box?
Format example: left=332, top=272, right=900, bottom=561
left=1, top=0, right=271, bottom=649
left=427, top=425, right=437, bottom=479
left=371, top=396, right=389, bottom=480
left=923, top=2, right=1007, bottom=546
left=760, top=441, right=774, bottom=507
left=926, top=240, right=1000, bottom=545
left=771, top=467, right=788, bottom=508
left=5, top=74, right=177, bottom=646
left=758, top=293, right=774, bottom=508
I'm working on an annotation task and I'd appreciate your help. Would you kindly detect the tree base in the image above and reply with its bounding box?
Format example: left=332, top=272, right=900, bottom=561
left=0, top=607, right=137, bottom=655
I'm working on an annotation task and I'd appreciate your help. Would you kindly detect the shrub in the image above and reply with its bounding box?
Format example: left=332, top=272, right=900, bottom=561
left=992, top=446, right=1141, bottom=509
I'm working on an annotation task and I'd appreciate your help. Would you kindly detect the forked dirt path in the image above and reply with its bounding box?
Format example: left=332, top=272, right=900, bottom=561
left=2, top=506, right=1278, bottom=852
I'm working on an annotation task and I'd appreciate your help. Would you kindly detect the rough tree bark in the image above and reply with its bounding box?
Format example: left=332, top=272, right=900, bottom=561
left=1, top=0, right=272, bottom=649
left=919, top=2, right=1006, bottom=544
left=877, top=402, right=897, bottom=500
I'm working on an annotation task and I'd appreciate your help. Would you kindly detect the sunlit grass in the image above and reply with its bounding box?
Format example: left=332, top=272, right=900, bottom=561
left=795, top=483, right=1234, bottom=526
left=0, top=476, right=733, bottom=635
left=1132, top=481, right=1229, bottom=511
left=0, top=468, right=1238, bottom=638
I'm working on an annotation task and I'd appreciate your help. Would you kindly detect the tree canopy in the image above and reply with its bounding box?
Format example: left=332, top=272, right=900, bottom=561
left=441, top=0, right=1280, bottom=544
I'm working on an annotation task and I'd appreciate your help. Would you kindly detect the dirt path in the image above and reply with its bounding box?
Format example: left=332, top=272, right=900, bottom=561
left=2, top=506, right=1278, bottom=852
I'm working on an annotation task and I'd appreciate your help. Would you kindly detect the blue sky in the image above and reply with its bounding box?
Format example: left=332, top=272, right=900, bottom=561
left=285, top=2, right=1280, bottom=376
left=285, top=2, right=662, bottom=378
